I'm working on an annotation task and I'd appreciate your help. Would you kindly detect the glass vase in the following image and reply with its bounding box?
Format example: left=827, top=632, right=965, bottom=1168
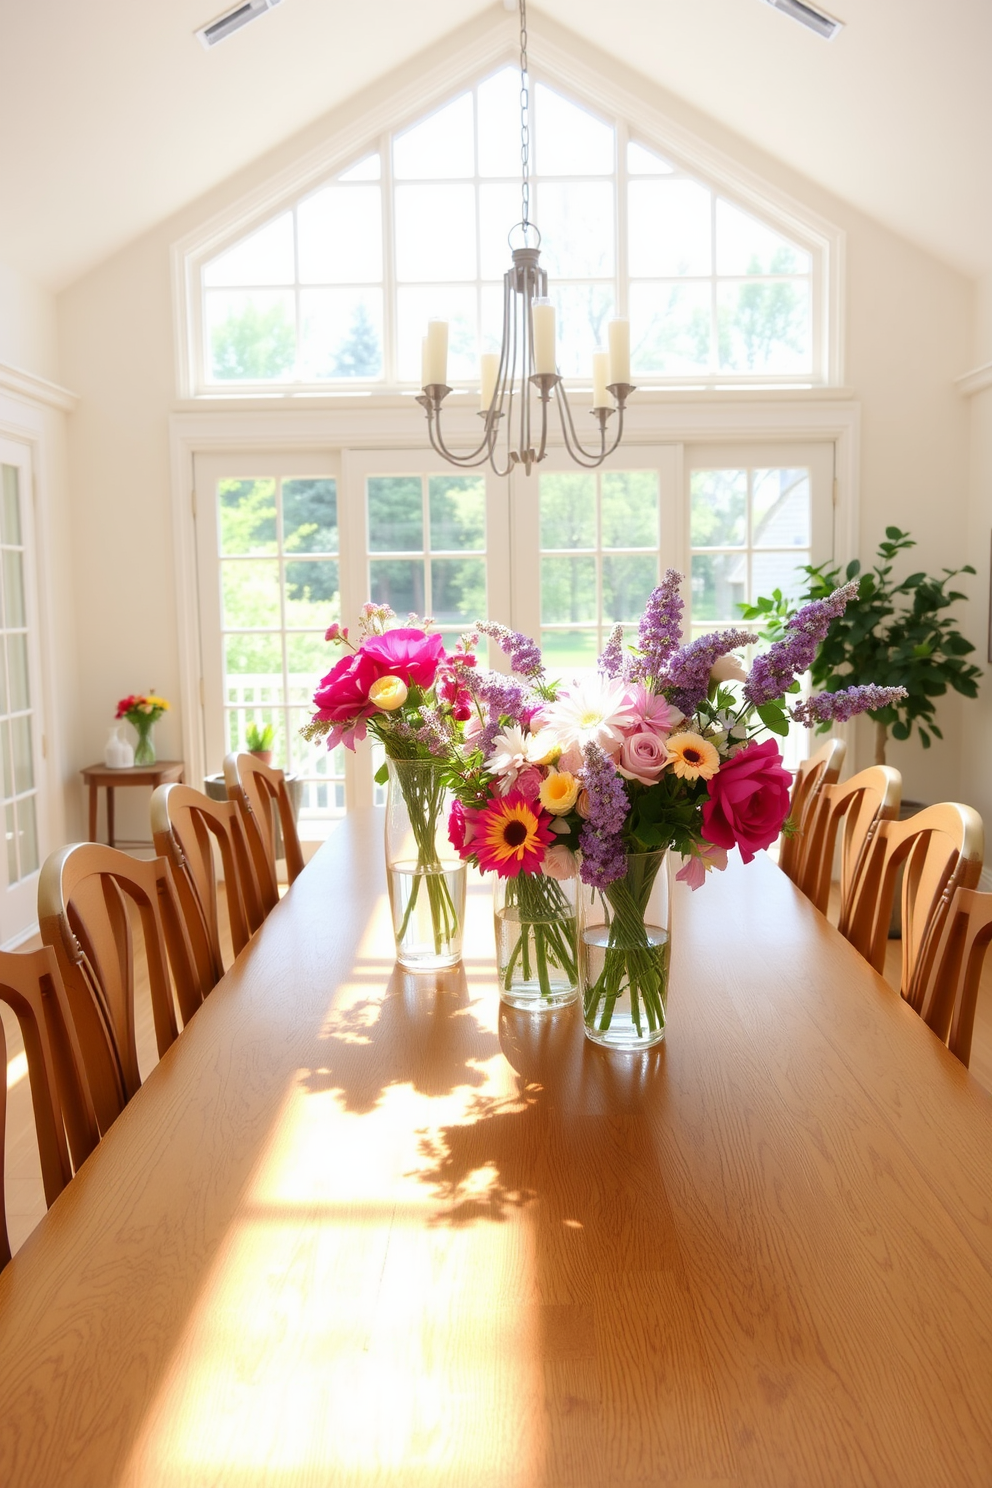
left=493, top=868, right=579, bottom=1012
left=579, top=850, right=670, bottom=1050
left=132, top=714, right=156, bottom=766
left=385, top=757, right=466, bottom=971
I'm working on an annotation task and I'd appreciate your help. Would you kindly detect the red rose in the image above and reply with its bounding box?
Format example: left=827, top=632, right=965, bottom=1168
left=701, top=738, right=792, bottom=864
left=313, top=650, right=380, bottom=726
left=360, top=628, right=445, bottom=689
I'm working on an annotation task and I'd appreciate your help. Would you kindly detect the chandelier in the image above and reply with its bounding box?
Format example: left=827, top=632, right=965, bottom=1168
left=417, top=0, right=635, bottom=475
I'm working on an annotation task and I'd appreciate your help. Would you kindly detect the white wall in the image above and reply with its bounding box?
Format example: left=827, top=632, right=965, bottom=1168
left=56, top=18, right=976, bottom=837
left=0, top=258, right=59, bottom=383
left=959, top=272, right=992, bottom=837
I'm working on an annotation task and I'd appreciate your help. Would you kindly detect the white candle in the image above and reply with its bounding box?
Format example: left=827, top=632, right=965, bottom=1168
left=421, top=337, right=430, bottom=390
left=532, top=299, right=557, bottom=375
left=480, top=352, right=499, bottom=410
left=608, top=318, right=630, bottom=386
left=425, top=319, right=448, bottom=387
left=592, top=350, right=611, bottom=408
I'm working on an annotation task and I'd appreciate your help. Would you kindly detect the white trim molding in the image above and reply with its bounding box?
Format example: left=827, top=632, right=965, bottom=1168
left=956, top=362, right=992, bottom=398
left=0, top=361, right=78, bottom=414
left=170, top=8, right=846, bottom=400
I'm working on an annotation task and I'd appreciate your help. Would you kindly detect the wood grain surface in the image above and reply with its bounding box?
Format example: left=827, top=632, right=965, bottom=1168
left=2, top=810, right=992, bottom=1487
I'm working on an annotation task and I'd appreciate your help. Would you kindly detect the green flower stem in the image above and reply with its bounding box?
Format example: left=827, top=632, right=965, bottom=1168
left=499, top=873, right=578, bottom=999
left=583, top=855, right=668, bottom=1037
left=390, top=763, right=459, bottom=955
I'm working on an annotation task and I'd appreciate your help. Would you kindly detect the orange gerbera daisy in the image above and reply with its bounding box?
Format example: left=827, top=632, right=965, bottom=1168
left=472, top=791, right=555, bottom=878
left=667, top=731, right=720, bottom=781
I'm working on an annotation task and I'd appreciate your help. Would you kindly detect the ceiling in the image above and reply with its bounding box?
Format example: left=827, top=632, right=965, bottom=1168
left=1, top=0, right=990, bottom=292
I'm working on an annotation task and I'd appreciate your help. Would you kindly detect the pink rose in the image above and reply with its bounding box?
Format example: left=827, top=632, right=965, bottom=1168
left=559, top=746, right=584, bottom=774
left=701, top=739, right=792, bottom=864
left=542, top=844, right=577, bottom=881
left=514, top=766, right=544, bottom=801
left=360, top=628, right=445, bottom=689
left=617, top=730, right=669, bottom=786
left=448, top=801, right=476, bottom=857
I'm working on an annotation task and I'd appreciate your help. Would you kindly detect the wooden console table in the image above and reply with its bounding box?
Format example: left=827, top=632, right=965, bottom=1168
left=79, top=760, right=185, bottom=848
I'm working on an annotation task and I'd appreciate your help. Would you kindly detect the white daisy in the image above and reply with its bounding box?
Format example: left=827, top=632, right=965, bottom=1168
left=539, top=678, right=635, bottom=758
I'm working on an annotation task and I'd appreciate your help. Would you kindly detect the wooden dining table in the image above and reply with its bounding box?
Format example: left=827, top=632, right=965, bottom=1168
left=2, top=809, right=992, bottom=1487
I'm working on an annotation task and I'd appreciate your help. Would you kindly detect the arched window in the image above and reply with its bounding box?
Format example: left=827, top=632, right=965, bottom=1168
left=192, top=64, right=829, bottom=395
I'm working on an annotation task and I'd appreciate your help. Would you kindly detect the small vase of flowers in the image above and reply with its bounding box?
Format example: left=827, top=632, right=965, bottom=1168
left=115, top=692, right=169, bottom=766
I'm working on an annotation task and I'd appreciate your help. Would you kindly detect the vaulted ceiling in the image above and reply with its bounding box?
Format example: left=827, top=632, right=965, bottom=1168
left=2, top=0, right=989, bottom=291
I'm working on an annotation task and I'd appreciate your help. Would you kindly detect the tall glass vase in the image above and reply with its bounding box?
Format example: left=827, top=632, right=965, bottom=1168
left=579, top=850, right=670, bottom=1050
left=493, top=870, right=579, bottom=1012
left=385, top=757, right=466, bottom=971
left=132, top=714, right=156, bottom=766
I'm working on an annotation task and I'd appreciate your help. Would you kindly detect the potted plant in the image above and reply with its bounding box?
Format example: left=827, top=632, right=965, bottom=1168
left=245, top=720, right=275, bottom=767
left=740, top=527, right=981, bottom=765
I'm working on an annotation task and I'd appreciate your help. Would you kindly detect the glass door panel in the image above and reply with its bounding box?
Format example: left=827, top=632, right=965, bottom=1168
left=0, top=440, right=47, bottom=944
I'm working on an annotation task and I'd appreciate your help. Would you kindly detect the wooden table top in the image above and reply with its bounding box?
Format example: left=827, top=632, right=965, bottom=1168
left=2, top=810, right=992, bottom=1488
left=79, top=760, right=185, bottom=784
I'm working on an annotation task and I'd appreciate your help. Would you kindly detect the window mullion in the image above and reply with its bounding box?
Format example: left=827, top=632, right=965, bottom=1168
left=381, top=130, right=398, bottom=387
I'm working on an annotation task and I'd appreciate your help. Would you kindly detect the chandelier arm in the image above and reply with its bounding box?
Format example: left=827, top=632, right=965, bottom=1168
left=554, top=382, right=611, bottom=468
left=425, top=407, right=497, bottom=468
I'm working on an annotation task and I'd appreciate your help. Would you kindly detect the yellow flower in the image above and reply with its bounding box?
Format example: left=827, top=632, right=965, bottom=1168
left=369, top=675, right=408, bottom=711
left=667, top=731, right=720, bottom=781
left=145, top=695, right=169, bottom=710
left=539, top=768, right=579, bottom=815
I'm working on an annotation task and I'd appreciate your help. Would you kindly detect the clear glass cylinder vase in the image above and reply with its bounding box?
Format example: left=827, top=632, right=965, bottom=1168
left=493, top=868, right=579, bottom=1012
left=385, top=757, right=466, bottom=971
left=132, top=715, right=156, bottom=766
left=579, top=850, right=670, bottom=1050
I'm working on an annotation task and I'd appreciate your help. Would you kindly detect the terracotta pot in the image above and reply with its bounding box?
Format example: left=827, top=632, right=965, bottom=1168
left=249, top=749, right=272, bottom=767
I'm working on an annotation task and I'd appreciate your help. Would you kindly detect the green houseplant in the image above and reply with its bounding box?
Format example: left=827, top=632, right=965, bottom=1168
left=740, top=527, right=981, bottom=764
left=245, top=720, right=275, bottom=766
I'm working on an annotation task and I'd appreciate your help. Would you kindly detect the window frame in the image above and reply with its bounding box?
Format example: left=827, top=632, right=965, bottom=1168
left=174, top=35, right=843, bottom=399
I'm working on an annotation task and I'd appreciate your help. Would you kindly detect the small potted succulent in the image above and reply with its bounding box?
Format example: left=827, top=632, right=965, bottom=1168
left=245, top=720, right=275, bottom=767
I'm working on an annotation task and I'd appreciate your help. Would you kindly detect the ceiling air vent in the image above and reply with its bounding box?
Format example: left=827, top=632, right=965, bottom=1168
left=197, top=0, right=284, bottom=50
left=760, top=0, right=843, bottom=40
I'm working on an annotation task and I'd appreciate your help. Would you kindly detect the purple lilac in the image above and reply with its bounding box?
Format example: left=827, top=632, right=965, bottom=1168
left=744, top=581, right=859, bottom=707
left=476, top=621, right=544, bottom=680
left=790, top=684, right=907, bottom=727
left=663, top=629, right=754, bottom=717
left=599, top=624, right=630, bottom=682
left=579, top=743, right=630, bottom=888
left=633, top=570, right=685, bottom=682
left=465, top=669, right=530, bottom=753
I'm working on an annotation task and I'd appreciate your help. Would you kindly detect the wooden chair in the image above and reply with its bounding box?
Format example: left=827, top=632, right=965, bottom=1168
left=795, top=765, right=902, bottom=919
left=843, top=803, right=984, bottom=1011
left=223, top=752, right=304, bottom=912
left=779, top=736, right=846, bottom=883
left=0, top=946, right=93, bottom=1268
left=38, top=844, right=203, bottom=1152
left=151, top=783, right=264, bottom=989
left=913, top=887, right=992, bottom=1068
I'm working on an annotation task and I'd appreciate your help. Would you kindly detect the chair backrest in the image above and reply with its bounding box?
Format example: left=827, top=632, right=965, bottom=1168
left=0, top=945, right=92, bottom=1267
left=150, top=783, right=263, bottom=987
left=796, top=765, right=902, bottom=917
left=843, top=803, right=985, bottom=1005
left=223, top=752, right=304, bottom=908
left=779, top=736, right=846, bottom=883
left=38, top=844, right=202, bottom=1146
left=916, top=886, right=992, bottom=1067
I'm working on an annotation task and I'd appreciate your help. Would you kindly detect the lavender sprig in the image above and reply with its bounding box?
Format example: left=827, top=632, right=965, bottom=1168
left=744, top=581, right=859, bottom=707
left=579, top=743, right=630, bottom=889
left=464, top=669, right=530, bottom=754
left=475, top=621, right=544, bottom=680
left=662, top=629, right=754, bottom=717
left=633, top=570, right=685, bottom=682
left=790, top=684, right=908, bottom=727
left=599, top=624, right=630, bottom=682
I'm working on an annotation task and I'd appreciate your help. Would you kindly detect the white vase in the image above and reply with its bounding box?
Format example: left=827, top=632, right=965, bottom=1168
left=104, top=726, right=134, bottom=769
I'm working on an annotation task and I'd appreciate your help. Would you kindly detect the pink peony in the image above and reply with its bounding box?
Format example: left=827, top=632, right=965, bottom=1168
left=701, top=739, right=792, bottom=864
left=313, top=650, right=381, bottom=749
left=360, top=628, right=444, bottom=689
left=617, top=730, right=670, bottom=786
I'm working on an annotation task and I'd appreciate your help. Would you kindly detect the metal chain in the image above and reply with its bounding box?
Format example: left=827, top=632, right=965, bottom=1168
left=519, top=0, right=530, bottom=231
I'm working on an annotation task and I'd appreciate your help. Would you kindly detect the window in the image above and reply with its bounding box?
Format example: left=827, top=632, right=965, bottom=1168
left=193, top=65, right=827, bottom=394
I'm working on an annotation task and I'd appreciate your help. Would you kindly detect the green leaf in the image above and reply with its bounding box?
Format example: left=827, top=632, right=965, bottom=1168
left=374, top=761, right=389, bottom=786
left=756, top=702, right=790, bottom=737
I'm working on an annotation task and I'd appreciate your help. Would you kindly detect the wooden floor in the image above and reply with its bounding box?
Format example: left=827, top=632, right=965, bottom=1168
left=5, top=874, right=992, bottom=1259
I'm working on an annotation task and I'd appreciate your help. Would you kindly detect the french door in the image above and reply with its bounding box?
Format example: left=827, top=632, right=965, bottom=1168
left=0, top=439, right=48, bottom=944
left=194, top=440, right=834, bottom=816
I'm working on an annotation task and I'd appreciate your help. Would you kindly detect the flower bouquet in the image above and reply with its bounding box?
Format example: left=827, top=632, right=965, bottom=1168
left=301, top=606, right=476, bottom=969
left=449, top=576, right=905, bottom=1048
left=115, top=692, right=169, bottom=766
